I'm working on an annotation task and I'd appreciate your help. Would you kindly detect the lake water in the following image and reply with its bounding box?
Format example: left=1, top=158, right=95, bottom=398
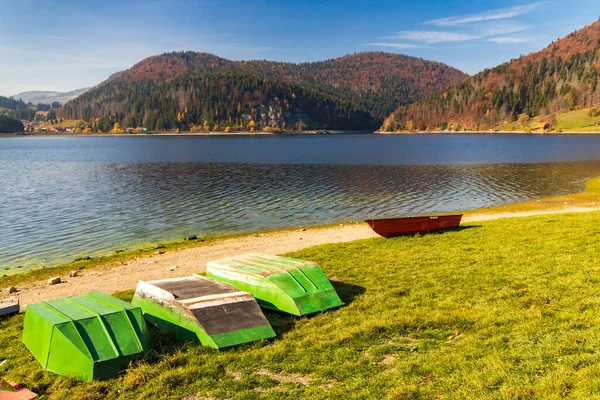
left=3, top=133, right=600, bottom=273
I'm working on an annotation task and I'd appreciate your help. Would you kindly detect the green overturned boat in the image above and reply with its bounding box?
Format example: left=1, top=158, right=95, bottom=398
left=22, top=292, right=151, bottom=381
left=131, top=275, right=275, bottom=349
left=206, top=253, right=344, bottom=316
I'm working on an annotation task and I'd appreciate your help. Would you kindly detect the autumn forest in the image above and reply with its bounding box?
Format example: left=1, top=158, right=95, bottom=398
left=3, top=20, right=600, bottom=133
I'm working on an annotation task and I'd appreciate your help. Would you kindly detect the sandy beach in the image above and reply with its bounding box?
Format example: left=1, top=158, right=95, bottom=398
left=5, top=205, right=600, bottom=310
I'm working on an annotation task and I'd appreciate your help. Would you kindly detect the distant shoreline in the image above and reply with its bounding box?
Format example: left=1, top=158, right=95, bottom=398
left=7, top=129, right=600, bottom=137
left=375, top=130, right=600, bottom=135
left=1, top=130, right=373, bottom=137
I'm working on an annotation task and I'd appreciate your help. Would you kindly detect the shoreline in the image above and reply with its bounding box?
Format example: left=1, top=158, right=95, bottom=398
left=0, top=130, right=371, bottom=138
left=376, top=130, right=600, bottom=135
left=3, top=176, right=600, bottom=308
left=5, top=128, right=600, bottom=137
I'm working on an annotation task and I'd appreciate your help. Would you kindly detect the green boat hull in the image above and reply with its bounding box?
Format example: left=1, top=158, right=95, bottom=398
left=22, top=292, right=151, bottom=381
left=207, top=254, right=344, bottom=316
left=131, top=275, right=275, bottom=349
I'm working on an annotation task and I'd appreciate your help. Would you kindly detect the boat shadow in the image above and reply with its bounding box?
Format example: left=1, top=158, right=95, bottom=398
left=331, top=280, right=366, bottom=305
left=142, top=281, right=366, bottom=352
left=405, top=225, right=482, bottom=237
left=437, top=225, right=481, bottom=233
left=263, top=280, right=365, bottom=337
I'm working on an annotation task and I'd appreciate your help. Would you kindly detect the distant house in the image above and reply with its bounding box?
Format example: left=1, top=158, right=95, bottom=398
left=535, top=122, right=551, bottom=131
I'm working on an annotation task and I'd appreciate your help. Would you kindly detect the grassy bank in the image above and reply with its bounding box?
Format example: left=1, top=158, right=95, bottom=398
left=552, top=109, right=600, bottom=132
left=380, top=107, right=600, bottom=134
left=2, top=211, right=600, bottom=398
left=469, top=175, right=600, bottom=215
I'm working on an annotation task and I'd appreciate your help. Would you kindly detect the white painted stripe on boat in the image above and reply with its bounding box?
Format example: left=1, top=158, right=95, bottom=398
left=178, top=291, right=251, bottom=305
left=186, top=295, right=254, bottom=309
left=135, top=280, right=176, bottom=301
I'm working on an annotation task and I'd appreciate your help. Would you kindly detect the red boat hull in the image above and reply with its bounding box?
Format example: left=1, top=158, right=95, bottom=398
left=365, top=215, right=463, bottom=238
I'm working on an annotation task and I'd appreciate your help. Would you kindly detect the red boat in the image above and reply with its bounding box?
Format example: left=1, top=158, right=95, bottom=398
left=365, top=214, right=463, bottom=238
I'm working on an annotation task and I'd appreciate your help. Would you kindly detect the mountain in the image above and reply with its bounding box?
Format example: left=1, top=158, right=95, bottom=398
left=12, top=88, right=89, bottom=105
left=68, top=71, right=376, bottom=132
left=63, top=52, right=467, bottom=132
left=382, top=20, right=600, bottom=132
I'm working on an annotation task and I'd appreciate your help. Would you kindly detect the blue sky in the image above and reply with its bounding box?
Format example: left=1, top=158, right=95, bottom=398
left=1, top=0, right=599, bottom=95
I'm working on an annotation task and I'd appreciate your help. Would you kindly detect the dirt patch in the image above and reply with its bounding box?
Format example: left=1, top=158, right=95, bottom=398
left=464, top=206, right=600, bottom=222
left=380, top=354, right=395, bottom=365
left=226, top=367, right=318, bottom=393
left=255, top=369, right=312, bottom=386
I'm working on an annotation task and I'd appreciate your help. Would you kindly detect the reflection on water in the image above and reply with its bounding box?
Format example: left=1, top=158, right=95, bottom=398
left=2, top=135, right=600, bottom=272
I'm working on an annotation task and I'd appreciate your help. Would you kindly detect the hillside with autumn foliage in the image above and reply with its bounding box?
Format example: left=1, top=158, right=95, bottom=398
left=63, top=52, right=466, bottom=132
left=382, top=20, right=600, bottom=133
left=66, top=72, right=375, bottom=132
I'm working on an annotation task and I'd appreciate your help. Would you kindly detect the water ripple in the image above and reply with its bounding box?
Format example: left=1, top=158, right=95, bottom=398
left=3, top=136, right=600, bottom=272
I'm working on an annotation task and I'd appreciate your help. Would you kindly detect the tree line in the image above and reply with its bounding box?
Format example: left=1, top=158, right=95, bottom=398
left=0, top=115, right=24, bottom=133
left=0, top=95, right=62, bottom=122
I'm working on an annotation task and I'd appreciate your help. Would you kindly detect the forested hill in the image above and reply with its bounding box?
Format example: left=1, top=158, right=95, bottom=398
left=0, top=115, right=24, bottom=133
left=0, top=95, right=28, bottom=111
left=102, top=52, right=467, bottom=122
left=382, top=20, right=600, bottom=132
left=12, top=88, right=89, bottom=105
left=65, top=72, right=375, bottom=132
left=63, top=52, right=467, bottom=132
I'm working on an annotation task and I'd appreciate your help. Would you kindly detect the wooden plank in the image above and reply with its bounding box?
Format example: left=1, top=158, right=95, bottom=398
left=0, top=298, right=19, bottom=316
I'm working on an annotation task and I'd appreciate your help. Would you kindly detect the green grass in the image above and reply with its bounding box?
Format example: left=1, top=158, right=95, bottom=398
left=553, top=109, right=600, bottom=132
left=517, top=108, right=600, bottom=133
left=3, top=211, right=600, bottom=398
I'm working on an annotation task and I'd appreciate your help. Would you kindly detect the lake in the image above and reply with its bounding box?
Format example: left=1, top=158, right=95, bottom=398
left=3, top=133, right=600, bottom=273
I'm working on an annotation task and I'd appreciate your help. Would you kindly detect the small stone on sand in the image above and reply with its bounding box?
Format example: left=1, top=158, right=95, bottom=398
left=48, top=276, right=61, bottom=285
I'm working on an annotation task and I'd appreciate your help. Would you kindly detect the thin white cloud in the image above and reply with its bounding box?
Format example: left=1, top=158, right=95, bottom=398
left=22, top=34, right=76, bottom=41
left=390, top=31, right=481, bottom=44
left=378, top=21, right=529, bottom=47
left=478, top=21, right=529, bottom=36
left=488, top=36, right=529, bottom=44
left=425, top=2, right=542, bottom=26
left=0, top=46, right=131, bottom=70
left=365, top=42, right=423, bottom=49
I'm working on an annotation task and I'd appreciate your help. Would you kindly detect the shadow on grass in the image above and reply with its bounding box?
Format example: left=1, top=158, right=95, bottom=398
left=122, top=281, right=366, bottom=356
left=263, top=280, right=366, bottom=336
left=442, top=225, right=480, bottom=233
left=409, top=225, right=482, bottom=237
left=331, top=280, right=366, bottom=305
left=262, top=311, right=297, bottom=336
left=0, top=312, right=22, bottom=326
